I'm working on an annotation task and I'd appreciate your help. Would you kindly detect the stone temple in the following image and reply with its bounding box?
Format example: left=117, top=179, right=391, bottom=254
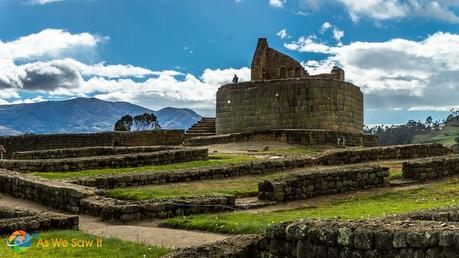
left=216, top=38, right=363, bottom=136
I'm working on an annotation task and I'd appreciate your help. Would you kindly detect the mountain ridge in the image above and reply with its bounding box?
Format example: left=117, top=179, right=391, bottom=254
left=0, top=98, right=202, bottom=135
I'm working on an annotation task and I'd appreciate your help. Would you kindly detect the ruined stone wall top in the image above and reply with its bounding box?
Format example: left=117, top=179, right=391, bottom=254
left=251, top=38, right=308, bottom=81
left=250, top=38, right=345, bottom=81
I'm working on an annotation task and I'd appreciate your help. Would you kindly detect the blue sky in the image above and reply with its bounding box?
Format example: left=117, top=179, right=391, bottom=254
left=1, top=0, right=459, bottom=125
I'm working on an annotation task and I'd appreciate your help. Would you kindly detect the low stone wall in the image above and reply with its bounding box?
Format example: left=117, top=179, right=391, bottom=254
left=317, top=143, right=449, bottom=166
left=402, top=155, right=459, bottom=181
left=258, top=219, right=459, bottom=258
left=0, top=170, right=236, bottom=222
left=0, top=170, right=95, bottom=213
left=0, top=148, right=208, bottom=172
left=80, top=195, right=236, bottom=223
left=71, top=158, right=314, bottom=189
left=0, top=130, right=185, bottom=159
left=258, top=166, right=389, bottom=202
left=0, top=207, right=79, bottom=233
left=12, top=146, right=179, bottom=160
left=72, top=144, right=448, bottom=189
left=186, top=129, right=379, bottom=147
left=165, top=235, right=263, bottom=258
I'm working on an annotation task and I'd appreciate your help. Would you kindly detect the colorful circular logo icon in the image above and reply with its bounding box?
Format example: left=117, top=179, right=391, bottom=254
left=7, top=230, right=32, bottom=254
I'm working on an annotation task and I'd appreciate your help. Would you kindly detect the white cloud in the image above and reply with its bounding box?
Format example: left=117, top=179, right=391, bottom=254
left=284, top=35, right=332, bottom=53
left=269, top=0, right=286, bottom=8
left=287, top=31, right=459, bottom=111
left=28, top=0, right=64, bottom=4
left=298, top=0, right=459, bottom=23
left=318, top=22, right=344, bottom=42
left=0, top=29, right=106, bottom=61
left=276, top=29, right=288, bottom=39
left=332, top=27, right=344, bottom=41
left=320, top=22, right=332, bottom=33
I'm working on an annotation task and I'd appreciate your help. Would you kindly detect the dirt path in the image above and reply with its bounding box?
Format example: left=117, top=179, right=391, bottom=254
left=0, top=194, right=229, bottom=249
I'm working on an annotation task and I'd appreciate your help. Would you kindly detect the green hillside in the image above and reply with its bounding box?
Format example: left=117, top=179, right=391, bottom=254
left=412, top=124, right=459, bottom=147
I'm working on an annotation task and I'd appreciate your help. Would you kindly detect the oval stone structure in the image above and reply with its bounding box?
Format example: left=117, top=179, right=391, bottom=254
left=216, top=78, right=363, bottom=135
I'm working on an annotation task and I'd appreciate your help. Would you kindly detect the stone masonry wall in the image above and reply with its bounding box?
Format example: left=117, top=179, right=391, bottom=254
left=71, top=143, right=448, bottom=189
left=0, top=148, right=208, bottom=172
left=12, top=146, right=179, bottom=160
left=0, top=207, right=79, bottom=233
left=80, top=195, right=236, bottom=223
left=258, top=166, right=389, bottom=202
left=402, top=155, right=459, bottom=181
left=0, top=130, right=185, bottom=159
left=0, top=170, right=237, bottom=222
left=258, top=219, right=459, bottom=258
left=0, top=170, right=96, bottom=213
left=216, top=78, right=363, bottom=135
left=186, top=129, right=378, bottom=147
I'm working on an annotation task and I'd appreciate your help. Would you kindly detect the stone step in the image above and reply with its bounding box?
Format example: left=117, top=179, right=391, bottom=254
left=185, top=133, right=216, bottom=137
left=187, top=130, right=216, bottom=134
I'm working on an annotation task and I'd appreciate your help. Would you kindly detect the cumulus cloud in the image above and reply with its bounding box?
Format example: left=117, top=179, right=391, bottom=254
left=298, top=0, right=459, bottom=23
left=287, top=32, right=459, bottom=111
left=0, top=29, right=251, bottom=115
left=269, top=0, right=286, bottom=8
left=0, top=29, right=106, bottom=61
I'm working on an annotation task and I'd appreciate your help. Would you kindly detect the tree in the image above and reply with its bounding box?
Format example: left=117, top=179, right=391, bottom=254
left=133, top=113, right=160, bottom=131
left=114, top=115, right=133, bottom=131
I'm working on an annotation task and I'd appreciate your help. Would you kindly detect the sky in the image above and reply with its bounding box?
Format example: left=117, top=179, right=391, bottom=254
left=1, top=0, right=459, bottom=125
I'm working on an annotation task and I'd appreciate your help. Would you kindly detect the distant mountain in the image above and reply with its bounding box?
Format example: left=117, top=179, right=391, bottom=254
left=0, top=98, right=201, bottom=135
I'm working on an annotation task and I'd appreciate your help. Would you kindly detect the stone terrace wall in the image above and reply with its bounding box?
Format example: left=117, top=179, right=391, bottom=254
left=402, top=155, right=459, bottom=181
left=318, top=143, right=448, bottom=166
left=71, top=143, right=448, bottom=189
left=0, top=170, right=237, bottom=222
left=0, top=148, right=208, bottom=172
left=257, top=219, right=459, bottom=258
left=216, top=78, right=363, bottom=135
left=0, top=130, right=185, bottom=159
left=0, top=170, right=95, bottom=213
left=12, top=146, right=179, bottom=160
left=0, top=207, right=79, bottom=233
left=258, top=166, right=389, bottom=202
left=186, top=129, right=378, bottom=147
left=80, top=195, right=236, bottom=223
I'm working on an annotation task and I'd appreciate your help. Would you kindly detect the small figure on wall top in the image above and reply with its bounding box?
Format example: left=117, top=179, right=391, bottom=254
left=232, top=74, right=239, bottom=84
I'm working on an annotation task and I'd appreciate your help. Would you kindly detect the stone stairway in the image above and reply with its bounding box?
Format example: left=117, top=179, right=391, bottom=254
left=186, top=117, right=216, bottom=138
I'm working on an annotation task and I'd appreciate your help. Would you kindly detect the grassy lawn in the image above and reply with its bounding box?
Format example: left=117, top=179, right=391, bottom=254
left=0, top=230, right=170, bottom=258
left=162, top=176, right=459, bottom=234
left=31, top=154, right=258, bottom=180
left=104, top=170, right=298, bottom=200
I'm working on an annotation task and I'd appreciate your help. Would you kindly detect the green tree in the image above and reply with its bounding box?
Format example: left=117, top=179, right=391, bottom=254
left=114, top=115, right=133, bottom=131
left=133, top=113, right=160, bottom=131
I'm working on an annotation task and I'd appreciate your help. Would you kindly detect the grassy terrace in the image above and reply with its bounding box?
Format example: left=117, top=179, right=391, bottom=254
left=0, top=230, right=170, bottom=258
left=31, top=154, right=258, bottom=180
left=162, top=176, right=459, bottom=234
left=106, top=161, right=404, bottom=200
left=104, top=170, right=296, bottom=200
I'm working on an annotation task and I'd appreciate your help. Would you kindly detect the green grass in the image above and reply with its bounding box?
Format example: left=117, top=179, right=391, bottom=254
left=31, top=154, right=258, bottom=180
left=162, top=176, right=459, bottom=234
left=412, top=125, right=459, bottom=147
left=0, top=230, right=170, bottom=258
left=105, top=170, right=298, bottom=200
